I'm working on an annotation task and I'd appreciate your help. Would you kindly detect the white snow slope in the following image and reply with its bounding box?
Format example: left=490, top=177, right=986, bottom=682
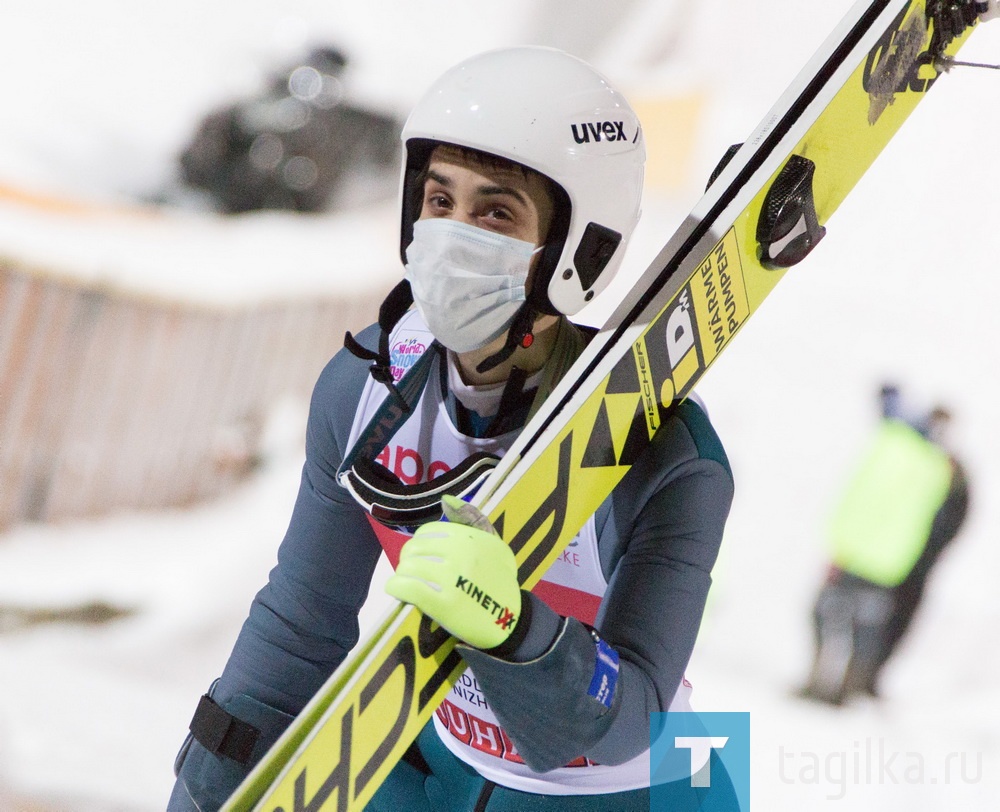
left=1, top=2, right=999, bottom=810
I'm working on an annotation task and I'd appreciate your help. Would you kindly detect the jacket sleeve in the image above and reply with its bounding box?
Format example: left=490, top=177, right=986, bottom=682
left=459, top=399, right=733, bottom=772
left=169, top=327, right=384, bottom=811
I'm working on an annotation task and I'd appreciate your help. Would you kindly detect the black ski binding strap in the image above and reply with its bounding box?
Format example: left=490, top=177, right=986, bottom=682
left=756, top=154, right=826, bottom=270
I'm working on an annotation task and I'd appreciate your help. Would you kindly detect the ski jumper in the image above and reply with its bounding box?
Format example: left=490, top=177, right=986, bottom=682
left=168, top=314, right=734, bottom=810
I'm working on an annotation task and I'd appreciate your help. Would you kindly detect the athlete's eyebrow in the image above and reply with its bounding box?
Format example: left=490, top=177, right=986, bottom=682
left=425, top=168, right=529, bottom=206
left=425, top=168, right=453, bottom=187
left=475, top=183, right=529, bottom=206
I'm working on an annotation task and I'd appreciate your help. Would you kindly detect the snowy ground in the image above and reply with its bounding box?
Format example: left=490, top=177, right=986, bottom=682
left=2, top=2, right=1000, bottom=810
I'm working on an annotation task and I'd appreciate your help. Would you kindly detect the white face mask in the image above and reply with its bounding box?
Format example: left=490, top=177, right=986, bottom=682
left=404, top=218, right=540, bottom=353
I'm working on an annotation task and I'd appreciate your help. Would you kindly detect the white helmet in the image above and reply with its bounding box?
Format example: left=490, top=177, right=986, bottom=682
left=399, top=46, right=645, bottom=316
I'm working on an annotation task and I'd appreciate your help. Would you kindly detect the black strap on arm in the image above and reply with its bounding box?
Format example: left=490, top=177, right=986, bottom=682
left=188, top=693, right=261, bottom=765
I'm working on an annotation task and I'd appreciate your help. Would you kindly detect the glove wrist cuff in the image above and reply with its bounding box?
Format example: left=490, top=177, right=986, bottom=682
left=483, top=589, right=532, bottom=660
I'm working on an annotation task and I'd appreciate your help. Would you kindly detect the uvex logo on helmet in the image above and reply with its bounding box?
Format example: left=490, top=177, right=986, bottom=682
left=570, top=120, right=633, bottom=144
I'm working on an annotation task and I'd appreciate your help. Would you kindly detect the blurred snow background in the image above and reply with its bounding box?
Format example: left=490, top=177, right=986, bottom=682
left=1, top=1, right=999, bottom=809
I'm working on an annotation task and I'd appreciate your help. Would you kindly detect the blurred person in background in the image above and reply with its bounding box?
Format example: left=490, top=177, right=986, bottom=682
left=799, top=383, right=970, bottom=706
left=168, top=46, right=738, bottom=811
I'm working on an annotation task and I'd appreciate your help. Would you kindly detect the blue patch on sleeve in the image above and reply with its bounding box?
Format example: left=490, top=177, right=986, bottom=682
left=587, top=636, right=620, bottom=709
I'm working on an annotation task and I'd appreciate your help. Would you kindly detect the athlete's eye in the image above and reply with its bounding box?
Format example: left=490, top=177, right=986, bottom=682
left=423, top=191, right=453, bottom=214
left=484, top=206, right=512, bottom=221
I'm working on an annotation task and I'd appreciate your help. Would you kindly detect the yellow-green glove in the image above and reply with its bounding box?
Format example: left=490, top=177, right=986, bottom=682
left=385, top=495, right=522, bottom=650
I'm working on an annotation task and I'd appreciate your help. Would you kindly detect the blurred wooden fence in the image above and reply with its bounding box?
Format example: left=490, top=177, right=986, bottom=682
left=0, top=259, right=383, bottom=529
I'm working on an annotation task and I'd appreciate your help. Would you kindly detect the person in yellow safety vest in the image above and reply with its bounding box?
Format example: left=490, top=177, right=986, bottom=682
left=799, top=384, right=970, bottom=705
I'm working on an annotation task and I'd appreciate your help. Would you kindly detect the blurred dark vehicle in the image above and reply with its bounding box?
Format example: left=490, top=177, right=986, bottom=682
left=179, top=47, right=402, bottom=213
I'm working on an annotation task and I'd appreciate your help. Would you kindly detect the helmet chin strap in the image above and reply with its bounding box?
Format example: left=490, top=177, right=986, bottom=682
left=475, top=299, right=539, bottom=375
left=474, top=242, right=555, bottom=375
